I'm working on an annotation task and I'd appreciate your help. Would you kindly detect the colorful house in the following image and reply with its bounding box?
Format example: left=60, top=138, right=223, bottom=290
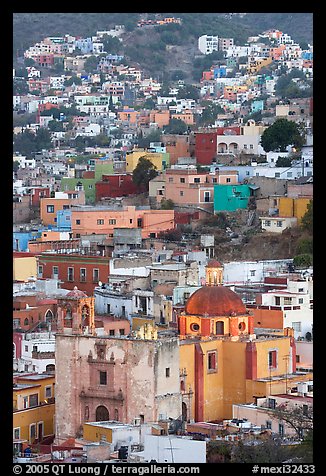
left=13, top=373, right=55, bottom=444
left=214, top=184, right=251, bottom=212
left=40, top=191, right=85, bottom=226
left=125, top=149, right=170, bottom=173
left=13, top=252, right=38, bottom=282
left=177, top=261, right=311, bottom=422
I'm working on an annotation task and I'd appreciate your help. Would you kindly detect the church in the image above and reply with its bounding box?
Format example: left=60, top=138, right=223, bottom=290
left=177, top=260, right=309, bottom=423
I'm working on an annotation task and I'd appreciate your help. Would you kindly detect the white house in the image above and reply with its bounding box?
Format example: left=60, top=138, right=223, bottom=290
left=198, top=35, right=219, bottom=55
left=136, top=434, right=206, bottom=463
left=260, top=216, right=298, bottom=233
left=15, top=332, right=56, bottom=373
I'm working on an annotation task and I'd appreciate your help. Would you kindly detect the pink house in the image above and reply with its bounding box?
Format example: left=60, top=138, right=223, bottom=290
left=71, top=205, right=175, bottom=239
left=156, top=168, right=238, bottom=210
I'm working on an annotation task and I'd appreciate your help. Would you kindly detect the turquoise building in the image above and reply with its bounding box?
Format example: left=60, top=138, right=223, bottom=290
left=213, top=184, right=251, bottom=212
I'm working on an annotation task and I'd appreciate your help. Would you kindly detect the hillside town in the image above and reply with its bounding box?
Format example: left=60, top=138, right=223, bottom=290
left=13, top=14, right=313, bottom=465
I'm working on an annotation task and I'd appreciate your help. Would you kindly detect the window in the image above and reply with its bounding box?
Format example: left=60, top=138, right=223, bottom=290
left=264, top=220, right=271, bottom=227
left=165, top=368, right=170, bottom=377
left=190, top=323, right=200, bottom=332
left=277, top=221, right=283, bottom=227
left=119, top=328, right=125, bottom=335
left=76, top=219, right=81, bottom=225
left=275, top=172, right=280, bottom=178
left=52, top=266, right=59, bottom=278
left=268, top=398, right=276, bottom=409
left=268, top=350, right=277, bottom=369
left=109, top=219, right=117, bottom=225
left=287, top=172, right=292, bottom=178
left=97, top=219, right=104, bottom=225
left=266, top=420, right=272, bottom=430
left=194, top=178, right=200, bottom=183
left=29, top=394, right=39, bottom=407
left=250, top=270, right=256, bottom=276
left=47, top=205, right=54, bottom=213
left=168, top=177, right=173, bottom=182
left=45, top=386, right=52, bottom=398
left=109, top=329, right=115, bottom=336
left=67, top=267, right=74, bottom=281
left=93, top=268, right=99, bottom=283
left=179, top=191, right=184, bottom=196
left=278, top=423, right=284, bottom=437
left=14, top=428, right=20, bottom=440
left=204, top=191, right=210, bottom=202
left=292, top=322, right=301, bottom=332
left=107, top=304, right=111, bottom=314
left=298, top=298, right=303, bottom=304
left=30, top=423, right=37, bottom=442
left=80, top=268, right=86, bottom=282
left=63, top=205, right=70, bottom=210
left=226, top=178, right=231, bottom=183
left=250, top=144, right=254, bottom=149
left=180, top=177, right=185, bottom=183
left=99, top=371, right=107, bottom=385
left=25, top=345, right=28, bottom=352
left=212, top=178, right=217, bottom=183
left=207, top=351, right=217, bottom=371
left=137, top=218, right=143, bottom=228
left=38, top=265, right=43, bottom=278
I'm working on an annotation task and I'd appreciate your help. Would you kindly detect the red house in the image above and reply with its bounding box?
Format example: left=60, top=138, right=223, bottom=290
left=194, top=131, right=218, bottom=165
left=30, top=187, right=51, bottom=207
left=95, top=174, right=145, bottom=202
left=37, top=251, right=111, bottom=296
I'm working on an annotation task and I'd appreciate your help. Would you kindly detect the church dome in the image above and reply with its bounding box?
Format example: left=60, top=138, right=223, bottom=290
left=206, top=259, right=223, bottom=268
left=66, top=286, right=88, bottom=299
left=185, top=285, right=246, bottom=317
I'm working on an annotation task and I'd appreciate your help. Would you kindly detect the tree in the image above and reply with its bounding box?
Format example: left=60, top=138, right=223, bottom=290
left=260, top=119, right=305, bottom=152
left=35, top=127, right=53, bottom=150
left=300, top=200, right=313, bottom=234
left=276, top=156, right=292, bottom=167
left=13, top=130, right=37, bottom=156
left=137, top=129, right=162, bottom=149
left=232, top=437, right=287, bottom=463
left=293, top=253, right=313, bottom=268
left=160, top=199, right=175, bottom=210
left=132, top=157, right=158, bottom=190
left=163, top=118, right=187, bottom=135
left=13, top=161, right=20, bottom=173
left=48, top=120, right=64, bottom=132
left=265, top=400, right=313, bottom=440
left=84, top=56, right=99, bottom=73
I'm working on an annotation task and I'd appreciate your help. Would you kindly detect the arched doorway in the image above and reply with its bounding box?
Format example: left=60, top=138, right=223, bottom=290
left=96, top=405, right=109, bottom=421
left=182, top=402, right=187, bottom=422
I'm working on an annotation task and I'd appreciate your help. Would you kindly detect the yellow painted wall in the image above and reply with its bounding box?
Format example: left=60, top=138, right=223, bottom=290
left=222, top=341, right=247, bottom=418
left=83, top=423, right=113, bottom=443
left=255, top=337, right=291, bottom=379
left=126, top=150, right=164, bottom=173
left=294, top=198, right=310, bottom=222
left=279, top=197, right=294, bottom=218
left=13, top=256, right=37, bottom=281
left=16, top=376, right=55, bottom=403
left=13, top=404, right=55, bottom=443
left=200, top=340, right=225, bottom=421
left=279, top=197, right=310, bottom=222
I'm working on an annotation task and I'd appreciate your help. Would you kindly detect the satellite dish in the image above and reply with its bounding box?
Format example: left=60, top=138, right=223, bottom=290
left=98, top=281, right=102, bottom=287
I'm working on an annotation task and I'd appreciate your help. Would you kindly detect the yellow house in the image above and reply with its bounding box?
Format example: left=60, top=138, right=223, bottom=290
left=13, top=252, right=38, bottom=281
left=247, top=57, right=272, bottom=74
left=125, top=149, right=168, bottom=173
left=177, top=261, right=312, bottom=423
left=278, top=197, right=311, bottom=223
left=13, top=374, right=55, bottom=444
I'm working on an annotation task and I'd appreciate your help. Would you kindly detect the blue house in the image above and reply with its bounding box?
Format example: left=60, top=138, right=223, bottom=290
left=213, top=66, right=227, bottom=79
left=213, top=184, right=251, bottom=212
left=56, top=209, right=72, bottom=230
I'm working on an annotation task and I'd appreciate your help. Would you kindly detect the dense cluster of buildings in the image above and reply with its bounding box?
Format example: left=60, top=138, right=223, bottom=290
left=13, top=18, right=313, bottom=464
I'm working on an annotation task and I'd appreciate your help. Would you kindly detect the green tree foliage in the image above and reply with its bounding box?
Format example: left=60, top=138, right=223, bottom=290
left=260, top=119, right=305, bottom=152
left=137, top=130, right=162, bottom=149
left=163, top=118, right=187, bottom=135
left=13, top=161, right=20, bottom=173
left=102, top=35, right=123, bottom=54
left=293, top=253, right=313, bottom=268
left=176, top=84, right=200, bottom=100
left=48, top=120, right=64, bottom=132
left=300, top=200, right=313, bottom=234
left=132, top=157, right=158, bottom=189
left=13, top=79, right=29, bottom=95
left=35, top=127, right=53, bottom=150
left=160, top=199, right=175, bottom=210
left=84, top=55, right=99, bottom=73
left=197, top=101, right=224, bottom=126
left=295, top=237, right=313, bottom=255
left=275, top=156, right=292, bottom=167
left=231, top=437, right=287, bottom=463
left=64, top=75, right=82, bottom=86
left=13, top=127, right=53, bottom=155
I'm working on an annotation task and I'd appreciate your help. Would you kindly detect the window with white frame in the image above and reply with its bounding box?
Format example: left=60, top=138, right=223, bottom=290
left=292, top=322, right=301, bottom=332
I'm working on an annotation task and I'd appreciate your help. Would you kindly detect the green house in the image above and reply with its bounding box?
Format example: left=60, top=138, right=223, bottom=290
left=214, top=184, right=251, bottom=212
left=61, top=177, right=97, bottom=204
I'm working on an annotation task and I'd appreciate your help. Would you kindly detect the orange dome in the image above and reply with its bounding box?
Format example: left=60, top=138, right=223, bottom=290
left=185, top=285, right=246, bottom=317
left=206, top=259, right=223, bottom=268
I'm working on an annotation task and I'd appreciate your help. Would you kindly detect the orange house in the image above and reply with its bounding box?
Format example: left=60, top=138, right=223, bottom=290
left=171, top=111, right=194, bottom=125
left=40, top=191, right=85, bottom=226
left=161, top=134, right=191, bottom=166
left=117, top=107, right=139, bottom=124
left=71, top=205, right=174, bottom=239
left=149, top=110, right=170, bottom=128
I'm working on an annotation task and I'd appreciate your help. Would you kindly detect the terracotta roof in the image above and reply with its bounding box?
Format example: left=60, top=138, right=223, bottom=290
left=206, top=259, right=223, bottom=268
left=66, top=287, right=88, bottom=299
left=185, top=285, right=246, bottom=317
